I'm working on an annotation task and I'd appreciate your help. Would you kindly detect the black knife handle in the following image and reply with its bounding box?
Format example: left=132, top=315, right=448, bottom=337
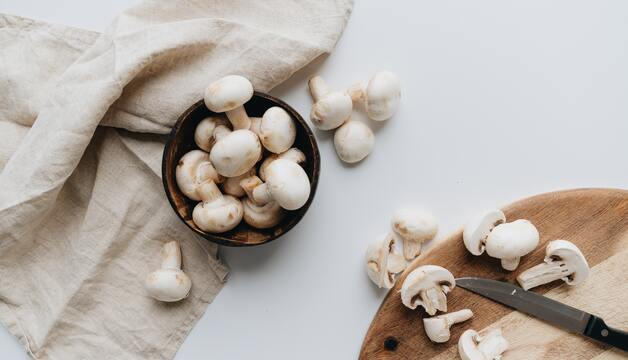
left=584, top=315, right=628, bottom=352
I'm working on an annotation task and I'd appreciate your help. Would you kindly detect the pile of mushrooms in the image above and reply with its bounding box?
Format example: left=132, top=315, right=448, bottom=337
left=365, top=208, right=438, bottom=288
left=307, top=70, right=401, bottom=164
left=176, top=75, right=311, bottom=233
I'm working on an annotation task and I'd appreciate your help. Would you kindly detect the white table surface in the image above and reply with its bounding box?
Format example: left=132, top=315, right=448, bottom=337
left=1, top=1, right=627, bottom=359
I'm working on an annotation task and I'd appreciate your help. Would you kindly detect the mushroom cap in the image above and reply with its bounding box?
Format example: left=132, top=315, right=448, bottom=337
left=365, top=70, right=401, bottom=121
left=365, top=234, right=406, bottom=288
left=144, top=269, right=192, bottom=302
left=333, top=120, right=374, bottom=163
left=194, top=116, right=229, bottom=152
left=192, top=195, right=243, bottom=233
left=391, top=208, right=438, bottom=243
left=242, top=199, right=284, bottom=229
left=310, top=91, right=353, bottom=130
left=458, top=328, right=508, bottom=360
left=221, top=169, right=255, bottom=198
left=485, top=219, right=539, bottom=259
left=400, top=265, right=455, bottom=310
left=204, top=75, right=254, bottom=113
left=259, top=148, right=305, bottom=181
left=264, top=159, right=310, bottom=210
left=209, top=129, right=262, bottom=177
left=257, top=107, right=296, bottom=154
left=545, top=239, right=589, bottom=285
left=463, top=209, right=506, bottom=256
left=175, top=150, right=222, bottom=201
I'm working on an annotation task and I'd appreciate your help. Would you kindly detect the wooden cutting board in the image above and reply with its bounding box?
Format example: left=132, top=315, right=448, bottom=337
left=360, top=188, right=628, bottom=360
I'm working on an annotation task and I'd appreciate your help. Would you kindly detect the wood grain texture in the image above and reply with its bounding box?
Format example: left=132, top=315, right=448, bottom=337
left=360, top=188, right=628, bottom=359
left=162, top=93, right=320, bottom=247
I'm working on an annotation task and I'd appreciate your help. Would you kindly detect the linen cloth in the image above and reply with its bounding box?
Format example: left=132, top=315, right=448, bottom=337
left=0, top=1, right=352, bottom=359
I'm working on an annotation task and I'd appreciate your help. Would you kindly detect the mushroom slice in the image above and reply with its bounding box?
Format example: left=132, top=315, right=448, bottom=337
left=485, top=219, right=539, bottom=271
left=333, top=120, right=374, bottom=163
left=348, top=70, right=401, bottom=121
left=175, top=150, right=224, bottom=201
left=308, top=76, right=353, bottom=130
left=209, top=129, right=262, bottom=177
left=144, top=241, right=192, bottom=302
left=365, top=234, right=407, bottom=289
left=423, top=309, right=473, bottom=343
left=400, top=265, right=455, bottom=315
left=250, top=107, right=296, bottom=154
left=517, top=239, right=589, bottom=290
left=194, top=116, right=230, bottom=152
left=391, top=208, right=438, bottom=260
left=204, top=75, right=254, bottom=130
left=259, top=148, right=305, bottom=181
left=192, top=181, right=243, bottom=233
left=463, top=209, right=506, bottom=256
left=458, top=328, right=509, bottom=360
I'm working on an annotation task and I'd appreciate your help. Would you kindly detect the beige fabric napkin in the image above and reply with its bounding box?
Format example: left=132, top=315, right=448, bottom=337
left=0, top=1, right=352, bottom=359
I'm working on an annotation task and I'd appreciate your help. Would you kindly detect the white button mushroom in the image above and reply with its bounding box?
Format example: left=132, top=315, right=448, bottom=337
left=192, top=181, right=243, bottom=233
left=238, top=175, right=284, bottom=229
left=194, top=116, right=230, bottom=152
left=458, top=328, right=509, bottom=360
left=209, top=129, right=262, bottom=177
left=348, top=70, right=401, bottom=121
left=259, top=147, right=305, bottom=181
left=365, top=234, right=407, bottom=289
left=249, top=107, right=296, bottom=154
left=401, top=265, right=456, bottom=315
left=391, top=208, right=438, bottom=260
left=517, top=239, right=589, bottom=290
left=176, top=150, right=223, bottom=201
left=423, top=309, right=474, bottom=343
left=307, top=75, right=353, bottom=130
left=144, top=241, right=192, bottom=302
left=463, top=210, right=539, bottom=271
left=204, top=75, right=254, bottom=130
left=245, top=159, right=310, bottom=211
left=333, top=120, right=374, bottom=163
left=221, top=168, right=256, bottom=198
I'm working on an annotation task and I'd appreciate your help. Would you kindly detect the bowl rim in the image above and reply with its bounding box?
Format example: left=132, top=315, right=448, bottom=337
left=161, top=91, right=320, bottom=247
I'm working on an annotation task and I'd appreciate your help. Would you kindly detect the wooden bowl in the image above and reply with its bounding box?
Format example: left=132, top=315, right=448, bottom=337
left=162, top=92, right=320, bottom=247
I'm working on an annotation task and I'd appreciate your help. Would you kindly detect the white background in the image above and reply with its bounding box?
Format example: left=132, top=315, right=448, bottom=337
left=1, top=1, right=627, bottom=359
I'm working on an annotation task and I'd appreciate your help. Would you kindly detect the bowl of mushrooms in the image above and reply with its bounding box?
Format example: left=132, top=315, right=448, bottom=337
left=162, top=75, right=320, bottom=247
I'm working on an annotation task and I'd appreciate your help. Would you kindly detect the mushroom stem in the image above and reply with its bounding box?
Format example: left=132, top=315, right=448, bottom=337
left=347, top=82, right=365, bottom=103
left=500, top=257, right=520, bottom=271
left=423, top=309, right=473, bottom=343
left=225, top=106, right=251, bottom=130
left=196, top=181, right=223, bottom=203
left=516, top=261, right=571, bottom=290
left=307, top=76, right=329, bottom=101
left=477, top=329, right=509, bottom=359
left=160, top=241, right=182, bottom=270
left=251, top=183, right=272, bottom=205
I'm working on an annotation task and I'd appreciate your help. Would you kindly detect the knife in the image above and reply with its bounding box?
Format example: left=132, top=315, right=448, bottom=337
left=456, top=277, right=628, bottom=352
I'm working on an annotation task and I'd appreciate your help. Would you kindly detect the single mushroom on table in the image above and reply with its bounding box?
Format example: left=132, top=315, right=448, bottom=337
left=204, top=75, right=254, bottom=130
left=365, top=233, right=407, bottom=288
left=192, top=181, right=243, bottom=233
left=240, top=159, right=310, bottom=211
left=424, top=309, right=474, bottom=343
left=463, top=209, right=539, bottom=271
left=250, top=107, right=296, bottom=154
left=391, top=208, right=438, bottom=260
left=194, top=116, right=229, bottom=152
left=239, top=175, right=284, bottom=229
left=144, top=241, right=192, bottom=302
left=517, top=239, right=589, bottom=290
left=401, top=265, right=456, bottom=315
left=458, top=328, right=509, bottom=360
left=175, top=150, right=223, bottom=201
left=307, top=76, right=353, bottom=130
left=348, top=70, right=401, bottom=121
left=333, top=120, right=374, bottom=163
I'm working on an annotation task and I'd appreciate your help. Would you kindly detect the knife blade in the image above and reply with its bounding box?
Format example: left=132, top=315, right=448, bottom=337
left=456, top=277, right=628, bottom=352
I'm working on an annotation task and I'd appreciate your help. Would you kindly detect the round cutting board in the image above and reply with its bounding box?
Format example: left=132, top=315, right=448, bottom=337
left=360, top=188, right=628, bottom=359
